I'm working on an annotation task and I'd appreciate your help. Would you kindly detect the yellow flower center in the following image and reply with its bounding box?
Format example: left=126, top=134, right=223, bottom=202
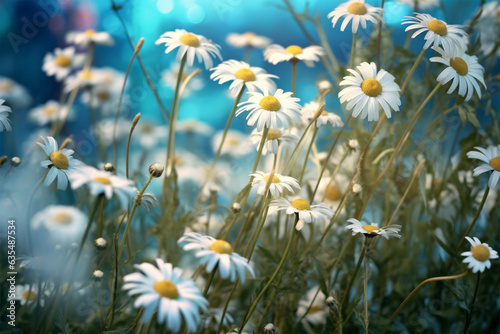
left=427, top=19, right=448, bottom=36
left=55, top=55, right=72, bottom=67
left=49, top=152, right=69, bottom=170
left=307, top=305, right=324, bottom=314
left=44, top=106, right=58, bottom=116
left=285, top=45, right=303, bottom=56
left=97, top=90, right=111, bottom=101
left=266, top=129, right=282, bottom=140
left=347, top=2, right=368, bottom=15
left=22, top=290, right=37, bottom=301
left=81, top=70, right=92, bottom=80
left=291, top=198, right=311, bottom=211
left=259, top=96, right=281, bottom=111
left=227, top=137, right=239, bottom=146
left=490, top=156, right=500, bottom=171
left=449, top=57, right=469, bottom=76
left=153, top=280, right=179, bottom=299
left=84, top=29, right=96, bottom=36
left=52, top=212, right=72, bottom=225
left=243, top=32, right=256, bottom=40
left=209, top=240, right=233, bottom=255
left=263, top=174, right=281, bottom=183
left=93, top=177, right=112, bottom=185
left=0, top=80, right=13, bottom=91
left=471, top=244, right=490, bottom=262
left=321, top=111, right=328, bottom=116
left=180, top=33, right=200, bottom=47
left=362, top=225, right=380, bottom=233
left=325, top=184, right=342, bottom=201
left=235, top=68, right=256, bottom=82
left=361, top=78, right=382, bottom=97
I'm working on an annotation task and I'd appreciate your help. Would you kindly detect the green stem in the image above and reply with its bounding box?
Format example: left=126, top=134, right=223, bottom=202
left=400, top=48, right=426, bottom=94
left=298, top=126, right=318, bottom=184
left=349, top=33, right=357, bottom=69
left=463, top=272, right=481, bottom=334
left=319, top=148, right=350, bottom=202
left=203, top=264, right=218, bottom=297
left=252, top=126, right=269, bottom=173
left=291, top=60, right=298, bottom=96
left=77, top=197, right=101, bottom=260
left=340, top=241, right=365, bottom=308
left=363, top=242, right=370, bottom=334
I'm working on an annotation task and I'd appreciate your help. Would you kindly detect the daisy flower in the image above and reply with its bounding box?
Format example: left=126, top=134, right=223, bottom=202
left=31, top=205, right=87, bottom=244
left=69, top=166, right=137, bottom=208
left=64, top=69, right=104, bottom=93
left=270, top=198, right=334, bottom=229
left=0, top=76, right=32, bottom=108
left=210, top=60, right=278, bottom=97
left=42, top=47, right=85, bottom=81
left=211, top=129, right=252, bottom=157
left=345, top=218, right=402, bottom=239
left=15, top=284, right=47, bottom=306
left=301, top=101, right=343, bottom=128
left=80, top=67, right=127, bottom=114
left=0, top=99, right=12, bottom=132
left=466, top=145, right=500, bottom=188
left=327, top=0, right=384, bottom=34
left=461, top=237, right=498, bottom=273
left=38, top=136, right=81, bottom=190
left=226, top=32, right=272, bottom=49
left=134, top=121, right=168, bottom=149
left=264, top=44, right=324, bottom=67
left=28, top=100, right=70, bottom=126
left=176, top=119, right=213, bottom=136
left=236, top=89, right=302, bottom=131
left=397, top=0, right=440, bottom=10
left=338, top=62, right=401, bottom=122
left=250, top=128, right=298, bottom=155
left=402, top=13, right=468, bottom=53
left=178, top=232, right=255, bottom=283
left=314, top=173, right=350, bottom=210
left=162, top=63, right=204, bottom=97
left=296, top=287, right=328, bottom=327
left=155, top=29, right=222, bottom=69
left=123, top=259, right=208, bottom=332
left=66, top=29, right=114, bottom=47
left=250, top=171, right=300, bottom=197
left=430, top=47, right=486, bottom=101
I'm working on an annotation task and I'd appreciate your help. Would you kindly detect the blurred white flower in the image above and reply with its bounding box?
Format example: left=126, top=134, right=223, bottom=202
left=264, top=44, right=324, bottom=67
left=461, top=236, right=498, bottom=273
left=226, top=32, right=272, bottom=49
left=467, top=145, right=500, bottom=188
left=397, top=0, right=440, bottom=10
left=28, top=100, right=71, bottom=126
left=15, top=284, right=48, bottom=306
left=42, top=47, right=85, bottom=81
left=176, top=119, right=213, bottom=136
left=476, top=1, right=500, bottom=56
left=302, top=101, right=343, bottom=128
left=346, top=218, right=401, bottom=239
left=250, top=128, right=298, bottom=156
left=0, top=76, right=32, bottom=108
left=161, top=62, right=204, bottom=97
left=271, top=198, right=334, bottom=225
left=327, top=0, right=384, bottom=34
left=250, top=171, right=300, bottom=197
left=31, top=205, right=87, bottom=244
left=296, top=287, right=328, bottom=328
left=66, top=29, right=114, bottom=47
left=211, top=130, right=252, bottom=157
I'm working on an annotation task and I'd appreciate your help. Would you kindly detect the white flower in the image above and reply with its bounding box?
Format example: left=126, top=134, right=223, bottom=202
left=226, top=32, right=272, bottom=49
left=339, top=62, right=401, bottom=122
left=396, top=0, right=440, bottom=10
left=476, top=2, right=500, bottom=56
left=42, top=47, right=85, bottom=81
left=461, top=237, right=498, bottom=273
left=402, top=13, right=468, bottom=53
left=430, top=47, right=486, bottom=101
left=314, top=174, right=349, bottom=209
left=210, top=60, right=278, bottom=97
left=352, top=183, right=362, bottom=194
left=31, top=205, right=87, bottom=244
left=236, top=89, right=302, bottom=131
left=327, top=0, right=384, bottom=34
left=0, top=99, right=12, bottom=132
left=302, top=101, right=343, bottom=128
left=38, top=136, right=81, bottom=190
left=466, top=145, right=500, bottom=188
left=15, top=284, right=47, bottom=306
left=66, top=29, right=114, bottom=47
left=155, top=29, right=222, bottom=69
left=134, top=121, right=168, bottom=149
left=211, top=130, right=253, bottom=157
left=161, top=62, right=204, bottom=97
left=176, top=119, right=213, bottom=136
left=264, top=44, right=324, bottom=67
left=28, top=100, right=70, bottom=126
left=178, top=233, right=255, bottom=283
left=270, top=198, right=334, bottom=225
left=0, top=76, right=32, bottom=108
left=345, top=218, right=401, bottom=239
left=64, top=69, right=104, bottom=92
left=250, top=171, right=300, bottom=197
left=80, top=67, right=128, bottom=114
left=250, top=128, right=299, bottom=156
left=123, top=259, right=208, bottom=332
left=94, top=118, right=131, bottom=147
left=296, top=287, right=328, bottom=326
left=69, top=166, right=137, bottom=207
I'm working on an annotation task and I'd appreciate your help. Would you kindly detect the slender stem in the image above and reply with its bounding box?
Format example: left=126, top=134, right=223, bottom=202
left=126, top=114, right=141, bottom=179
left=382, top=270, right=469, bottom=333
left=319, top=148, right=350, bottom=202
left=252, top=127, right=269, bottom=173
left=463, top=272, right=481, bottom=334
left=216, top=277, right=239, bottom=334
left=363, top=241, right=370, bottom=334
left=349, top=33, right=357, bottom=69
left=298, top=126, right=318, bottom=184
left=98, top=196, right=106, bottom=237
left=244, top=197, right=271, bottom=260
left=399, top=48, right=426, bottom=94
left=376, top=0, right=385, bottom=68
left=77, top=197, right=101, bottom=260
left=340, top=241, right=365, bottom=307
left=291, top=61, right=298, bottom=96
left=203, top=264, right=218, bottom=297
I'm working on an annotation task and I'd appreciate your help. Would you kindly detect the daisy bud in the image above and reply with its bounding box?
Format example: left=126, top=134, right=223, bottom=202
left=131, top=112, right=141, bottom=130
left=326, top=295, right=339, bottom=312
left=348, top=139, right=359, bottom=150
left=149, top=162, right=164, bottom=178
left=231, top=202, right=241, bottom=212
left=263, top=323, right=278, bottom=334
left=318, top=79, right=332, bottom=92
left=10, top=157, right=21, bottom=167
left=94, top=237, right=107, bottom=250
left=93, top=270, right=104, bottom=282
left=352, top=184, right=362, bottom=194
left=209, top=185, right=218, bottom=194
left=104, top=162, right=115, bottom=172
left=0, top=155, right=7, bottom=168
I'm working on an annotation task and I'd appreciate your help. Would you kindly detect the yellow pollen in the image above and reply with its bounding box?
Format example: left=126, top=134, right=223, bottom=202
left=52, top=212, right=72, bottom=224
left=81, top=70, right=92, bottom=80
left=259, top=96, right=281, bottom=111
left=55, top=55, right=72, bottom=67
left=153, top=280, right=179, bottom=299
left=291, top=198, right=311, bottom=211
left=266, top=129, right=282, bottom=140
left=97, top=90, right=110, bottom=101
left=347, top=2, right=368, bottom=15
left=209, top=240, right=233, bottom=255
left=22, top=290, right=37, bottom=301
left=427, top=19, right=448, bottom=36
left=361, top=78, right=382, bottom=97
left=308, top=305, right=323, bottom=314
left=490, top=156, right=500, bottom=171
left=0, top=80, right=13, bottom=91
left=449, top=57, right=469, bottom=76
left=471, top=244, right=490, bottom=262
left=49, top=152, right=69, bottom=170
left=325, top=184, right=342, bottom=201
left=84, top=29, right=96, bottom=36
left=93, top=177, right=112, bottom=185
left=362, top=225, right=380, bottom=233
left=285, top=45, right=303, bottom=56
left=44, top=106, right=57, bottom=116
left=180, top=33, right=200, bottom=47
left=243, top=32, right=256, bottom=40
left=235, top=68, right=256, bottom=82
left=263, top=174, right=281, bottom=183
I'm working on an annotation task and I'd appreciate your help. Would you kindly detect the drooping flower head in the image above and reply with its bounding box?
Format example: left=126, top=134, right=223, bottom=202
left=155, top=29, right=222, bottom=69
left=264, top=44, right=324, bottom=67
left=270, top=198, right=334, bottom=230
left=327, top=0, right=384, bottom=34
left=466, top=145, right=500, bottom=188
left=66, top=29, right=115, bottom=47
left=461, top=237, right=498, bottom=273
left=250, top=171, right=301, bottom=197
left=339, top=62, right=401, bottom=122
left=346, top=218, right=402, bottom=239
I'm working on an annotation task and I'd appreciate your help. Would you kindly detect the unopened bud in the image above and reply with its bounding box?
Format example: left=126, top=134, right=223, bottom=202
left=263, top=323, right=278, bottom=334
left=93, top=270, right=104, bottom=282
left=326, top=295, right=339, bottom=312
left=352, top=184, right=362, bottom=194
left=318, top=80, right=332, bottom=91
left=94, top=238, right=107, bottom=250
left=348, top=139, right=359, bottom=150
left=10, top=157, right=21, bottom=167
left=104, top=163, right=115, bottom=172
left=149, top=162, right=164, bottom=178
left=231, top=202, right=241, bottom=212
